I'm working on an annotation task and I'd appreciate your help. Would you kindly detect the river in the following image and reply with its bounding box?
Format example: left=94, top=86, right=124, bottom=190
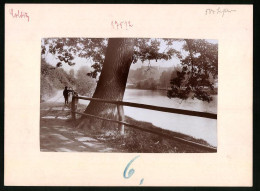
left=123, top=89, right=217, bottom=147
left=48, top=89, right=217, bottom=147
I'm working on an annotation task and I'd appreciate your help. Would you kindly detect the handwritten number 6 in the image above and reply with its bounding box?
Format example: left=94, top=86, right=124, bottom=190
left=123, top=155, right=140, bottom=179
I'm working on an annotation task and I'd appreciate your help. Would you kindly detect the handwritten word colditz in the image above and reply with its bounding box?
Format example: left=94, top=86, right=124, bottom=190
left=111, top=20, right=133, bottom=30
left=9, top=8, right=30, bottom=22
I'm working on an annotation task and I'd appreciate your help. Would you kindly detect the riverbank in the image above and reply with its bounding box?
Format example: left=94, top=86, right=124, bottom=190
left=40, top=102, right=216, bottom=153
left=43, top=89, right=217, bottom=147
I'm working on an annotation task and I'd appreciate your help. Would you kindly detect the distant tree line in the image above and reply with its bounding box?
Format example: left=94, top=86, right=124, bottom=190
left=127, top=66, right=181, bottom=90
left=127, top=65, right=217, bottom=96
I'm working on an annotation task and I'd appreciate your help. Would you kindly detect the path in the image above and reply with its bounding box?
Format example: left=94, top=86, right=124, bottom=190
left=40, top=93, right=120, bottom=152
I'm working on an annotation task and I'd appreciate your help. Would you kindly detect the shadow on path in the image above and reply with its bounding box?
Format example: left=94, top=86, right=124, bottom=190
left=40, top=102, right=119, bottom=152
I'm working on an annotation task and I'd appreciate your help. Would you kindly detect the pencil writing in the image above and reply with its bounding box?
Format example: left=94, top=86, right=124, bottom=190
left=205, top=7, right=236, bottom=17
left=111, top=20, right=133, bottom=30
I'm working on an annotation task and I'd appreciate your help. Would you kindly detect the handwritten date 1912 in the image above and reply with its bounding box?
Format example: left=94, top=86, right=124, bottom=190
left=111, top=20, right=133, bottom=30
left=9, top=8, right=30, bottom=22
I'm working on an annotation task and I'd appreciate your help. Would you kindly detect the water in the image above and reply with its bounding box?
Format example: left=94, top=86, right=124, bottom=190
left=48, top=89, right=217, bottom=147
left=123, top=89, right=217, bottom=147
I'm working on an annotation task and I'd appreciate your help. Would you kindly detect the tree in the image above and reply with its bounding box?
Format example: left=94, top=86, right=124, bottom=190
left=78, top=38, right=175, bottom=129
left=69, top=69, right=75, bottom=78
left=41, top=38, right=217, bottom=130
left=167, top=39, right=218, bottom=102
left=159, top=70, right=172, bottom=89
left=75, top=66, right=96, bottom=96
left=40, top=58, right=77, bottom=100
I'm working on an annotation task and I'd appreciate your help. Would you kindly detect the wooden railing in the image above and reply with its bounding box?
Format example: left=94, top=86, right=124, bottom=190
left=71, top=95, right=217, bottom=152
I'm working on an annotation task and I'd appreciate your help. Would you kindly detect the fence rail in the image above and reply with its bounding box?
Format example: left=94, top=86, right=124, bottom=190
left=71, top=95, right=217, bottom=152
left=75, top=96, right=217, bottom=119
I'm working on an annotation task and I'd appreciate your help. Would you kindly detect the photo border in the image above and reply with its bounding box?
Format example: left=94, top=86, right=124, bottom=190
left=1, top=0, right=257, bottom=190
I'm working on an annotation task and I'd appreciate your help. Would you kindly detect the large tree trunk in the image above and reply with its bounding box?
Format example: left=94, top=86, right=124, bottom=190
left=78, top=38, right=135, bottom=131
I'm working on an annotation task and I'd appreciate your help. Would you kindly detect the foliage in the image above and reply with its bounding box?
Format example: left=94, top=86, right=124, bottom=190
left=69, top=69, right=75, bottom=77
left=40, top=58, right=96, bottom=100
left=41, top=38, right=180, bottom=78
left=159, top=66, right=181, bottom=88
left=42, top=38, right=218, bottom=102
left=40, top=58, right=76, bottom=100
left=127, top=66, right=182, bottom=90
left=41, top=38, right=107, bottom=78
left=167, top=39, right=218, bottom=102
left=136, top=78, right=158, bottom=90
left=75, top=66, right=96, bottom=96
left=128, top=66, right=165, bottom=83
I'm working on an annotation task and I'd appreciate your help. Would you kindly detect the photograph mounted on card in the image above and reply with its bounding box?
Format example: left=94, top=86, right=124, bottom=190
left=5, top=4, right=252, bottom=186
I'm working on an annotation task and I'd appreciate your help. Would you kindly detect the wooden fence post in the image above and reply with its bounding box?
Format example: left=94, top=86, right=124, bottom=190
left=71, top=96, right=76, bottom=120
left=117, top=104, right=125, bottom=135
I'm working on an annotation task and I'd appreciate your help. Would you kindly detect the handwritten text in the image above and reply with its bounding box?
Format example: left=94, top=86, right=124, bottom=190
left=205, top=7, right=236, bottom=17
left=111, top=20, right=133, bottom=30
left=9, top=8, right=30, bottom=22
left=123, top=155, right=144, bottom=185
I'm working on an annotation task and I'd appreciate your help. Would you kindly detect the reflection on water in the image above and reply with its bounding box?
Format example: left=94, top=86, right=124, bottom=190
left=123, top=89, right=217, bottom=147
left=77, top=89, right=217, bottom=147
left=124, top=89, right=217, bottom=113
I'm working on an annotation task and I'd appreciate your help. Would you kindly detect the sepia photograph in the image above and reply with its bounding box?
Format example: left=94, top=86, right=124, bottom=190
left=40, top=38, right=218, bottom=153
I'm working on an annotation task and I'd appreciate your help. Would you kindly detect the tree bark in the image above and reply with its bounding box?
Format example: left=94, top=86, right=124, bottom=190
left=79, top=38, right=135, bottom=130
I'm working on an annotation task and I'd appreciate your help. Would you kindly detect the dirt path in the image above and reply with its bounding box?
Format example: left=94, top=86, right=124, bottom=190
left=40, top=101, right=120, bottom=152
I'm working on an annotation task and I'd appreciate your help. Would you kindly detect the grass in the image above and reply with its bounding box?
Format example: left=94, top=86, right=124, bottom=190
left=85, top=116, right=216, bottom=153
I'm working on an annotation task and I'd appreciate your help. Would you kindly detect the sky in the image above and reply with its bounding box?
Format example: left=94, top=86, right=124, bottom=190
left=44, top=39, right=218, bottom=72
